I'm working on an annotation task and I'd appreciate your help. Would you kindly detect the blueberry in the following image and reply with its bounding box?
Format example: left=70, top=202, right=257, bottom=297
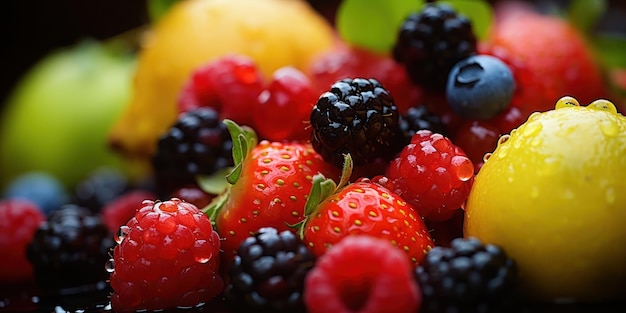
left=446, top=55, right=515, bottom=120
left=3, top=171, right=69, bottom=215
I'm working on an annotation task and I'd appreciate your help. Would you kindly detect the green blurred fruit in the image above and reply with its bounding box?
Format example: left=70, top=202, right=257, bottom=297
left=0, top=39, right=146, bottom=191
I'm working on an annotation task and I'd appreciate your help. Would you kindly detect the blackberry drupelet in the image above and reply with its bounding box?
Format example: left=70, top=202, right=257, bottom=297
left=393, top=2, right=477, bottom=91
left=152, top=107, right=233, bottom=196
left=310, top=78, right=404, bottom=168
left=399, top=104, right=448, bottom=146
left=415, top=237, right=519, bottom=313
left=224, top=227, right=316, bottom=313
left=26, top=204, right=114, bottom=294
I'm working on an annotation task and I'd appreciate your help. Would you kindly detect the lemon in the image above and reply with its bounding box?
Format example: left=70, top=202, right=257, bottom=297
left=109, top=0, right=337, bottom=158
left=464, top=96, right=626, bottom=302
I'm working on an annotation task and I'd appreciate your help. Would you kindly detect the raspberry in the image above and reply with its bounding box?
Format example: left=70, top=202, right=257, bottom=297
left=224, top=227, right=315, bottom=313
left=0, top=199, right=45, bottom=284
left=303, top=235, right=421, bottom=313
left=152, top=107, right=234, bottom=196
left=177, top=54, right=265, bottom=128
left=101, top=189, right=157, bottom=233
left=26, top=204, right=114, bottom=293
left=310, top=78, right=404, bottom=169
left=393, top=2, right=477, bottom=91
left=252, top=66, right=317, bottom=142
left=415, top=237, right=519, bottom=313
left=108, top=198, right=223, bottom=312
left=382, top=130, right=475, bottom=221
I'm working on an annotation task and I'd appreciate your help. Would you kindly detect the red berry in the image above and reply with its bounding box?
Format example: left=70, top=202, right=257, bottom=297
left=301, top=174, right=434, bottom=266
left=0, top=199, right=45, bottom=284
left=252, top=66, right=317, bottom=142
left=383, top=130, right=474, bottom=222
left=304, top=235, right=421, bottom=313
left=453, top=120, right=501, bottom=170
left=101, top=189, right=157, bottom=233
left=177, top=54, right=265, bottom=127
left=308, top=44, right=423, bottom=114
left=170, top=184, right=215, bottom=209
left=109, top=198, right=223, bottom=312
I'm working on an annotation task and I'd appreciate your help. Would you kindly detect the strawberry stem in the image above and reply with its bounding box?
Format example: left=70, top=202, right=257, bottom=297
left=223, top=119, right=258, bottom=185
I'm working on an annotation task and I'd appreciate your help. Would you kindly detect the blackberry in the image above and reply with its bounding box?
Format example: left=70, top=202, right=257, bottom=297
left=72, top=167, right=129, bottom=213
left=310, top=78, right=404, bottom=168
left=224, top=227, right=316, bottom=313
left=26, top=204, right=114, bottom=294
left=152, top=107, right=233, bottom=196
left=415, top=237, right=519, bottom=313
left=399, top=104, right=448, bottom=146
left=393, top=2, right=477, bottom=91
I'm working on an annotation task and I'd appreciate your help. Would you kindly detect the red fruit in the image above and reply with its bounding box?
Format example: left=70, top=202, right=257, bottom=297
left=170, top=184, right=215, bottom=209
left=177, top=54, right=265, bottom=127
left=0, top=199, right=45, bottom=284
left=453, top=120, right=501, bottom=170
left=206, top=121, right=340, bottom=266
left=109, top=198, right=223, bottom=312
left=252, top=66, right=318, bottom=142
left=308, top=44, right=423, bottom=114
left=382, top=130, right=475, bottom=222
left=101, top=189, right=157, bottom=233
left=481, top=3, right=610, bottom=133
left=303, top=235, right=421, bottom=313
left=300, top=160, right=434, bottom=266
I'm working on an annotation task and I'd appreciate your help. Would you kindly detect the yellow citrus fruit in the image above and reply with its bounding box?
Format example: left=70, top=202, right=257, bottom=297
left=464, top=96, right=626, bottom=302
left=109, top=0, right=336, bottom=158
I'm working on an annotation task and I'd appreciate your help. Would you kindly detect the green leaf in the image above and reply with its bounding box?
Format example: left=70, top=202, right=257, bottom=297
left=202, top=187, right=230, bottom=227
left=223, top=119, right=257, bottom=185
left=147, top=0, right=179, bottom=22
left=336, top=0, right=425, bottom=53
left=440, top=0, right=493, bottom=41
left=567, top=0, right=607, bottom=34
left=196, top=167, right=232, bottom=195
left=590, top=33, right=626, bottom=68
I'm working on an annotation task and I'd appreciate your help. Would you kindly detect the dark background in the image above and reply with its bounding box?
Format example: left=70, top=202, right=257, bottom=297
left=1, top=0, right=624, bottom=108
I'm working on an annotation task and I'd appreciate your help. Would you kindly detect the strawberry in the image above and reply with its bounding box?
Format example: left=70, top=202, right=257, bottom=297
left=480, top=2, right=611, bottom=133
left=204, top=120, right=340, bottom=267
left=297, top=155, right=435, bottom=267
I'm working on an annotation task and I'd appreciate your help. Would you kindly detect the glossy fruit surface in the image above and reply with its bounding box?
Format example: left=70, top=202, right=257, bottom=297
left=464, top=97, right=626, bottom=301
left=109, top=0, right=336, bottom=158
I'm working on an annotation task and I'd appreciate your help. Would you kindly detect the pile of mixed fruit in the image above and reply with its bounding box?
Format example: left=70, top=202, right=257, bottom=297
left=2, top=0, right=626, bottom=312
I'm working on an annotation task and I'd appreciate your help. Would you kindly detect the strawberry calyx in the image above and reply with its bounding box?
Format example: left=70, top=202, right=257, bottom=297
left=201, top=119, right=258, bottom=224
left=292, top=153, right=354, bottom=239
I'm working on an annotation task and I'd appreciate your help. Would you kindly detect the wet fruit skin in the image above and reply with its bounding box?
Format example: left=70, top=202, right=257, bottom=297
left=464, top=97, right=626, bottom=302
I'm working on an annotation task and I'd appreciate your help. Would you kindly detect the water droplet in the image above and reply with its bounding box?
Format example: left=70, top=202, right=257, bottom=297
left=451, top=156, right=475, bottom=182
left=589, top=99, right=617, bottom=114
left=496, top=145, right=509, bottom=158
left=555, top=96, right=580, bottom=109
left=195, top=256, right=211, bottom=264
left=497, top=134, right=510, bottom=146
left=606, top=188, right=616, bottom=204
left=115, top=225, right=131, bottom=244
left=522, top=121, right=543, bottom=137
left=483, top=153, right=492, bottom=163
left=105, top=259, right=115, bottom=273
left=528, top=111, right=541, bottom=121
left=599, top=119, right=619, bottom=137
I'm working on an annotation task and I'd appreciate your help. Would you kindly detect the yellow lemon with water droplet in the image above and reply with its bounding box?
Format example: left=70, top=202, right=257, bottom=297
left=464, top=96, right=626, bottom=302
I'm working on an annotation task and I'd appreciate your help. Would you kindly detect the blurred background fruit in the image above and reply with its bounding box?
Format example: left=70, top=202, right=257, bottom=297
left=0, top=40, right=146, bottom=191
left=108, top=0, right=338, bottom=160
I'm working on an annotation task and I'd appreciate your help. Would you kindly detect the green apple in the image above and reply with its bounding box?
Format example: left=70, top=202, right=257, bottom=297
left=0, top=39, right=147, bottom=191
